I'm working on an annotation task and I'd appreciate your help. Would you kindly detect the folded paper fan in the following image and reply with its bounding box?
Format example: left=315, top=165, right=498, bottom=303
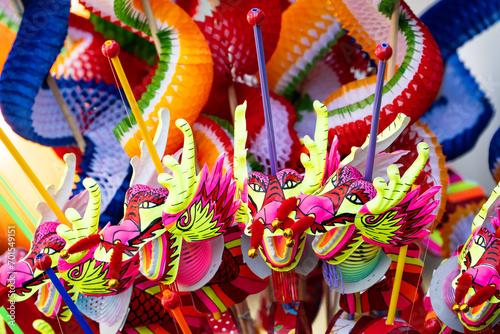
left=0, top=0, right=70, bottom=143
left=339, top=244, right=423, bottom=313
left=82, top=0, right=213, bottom=157
left=193, top=115, right=234, bottom=173
left=420, top=55, right=493, bottom=160
left=301, top=34, right=375, bottom=103
left=325, top=0, right=443, bottom=155
left=176, top=0, right=281, bottom=83
left=420, top=0, right=499, bottom=160
left=265, top=0, right=345, bottom=99
left=0, top=9, right=146, bottom=225
left=441, top=200, right=486, bottom=258
left=0, top=13, right=16, bottom=76
left=235, top=83, right=302, bottom=173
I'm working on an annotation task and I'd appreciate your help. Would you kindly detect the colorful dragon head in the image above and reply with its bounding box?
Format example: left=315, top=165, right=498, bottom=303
left=62, top=110, right=239, bottom=293
left=296, top=111, right=439, bottom=266
left=453, top=183, right=500, bottom=331
left=244, top=169, right=306, bottom=270
left=235, top=100, right=438, bottom=273
left=303, top=164, right=376, bottom=264
left=0, top=154, right=84, bottom=319
left=0, top=221, right=65, bottom=301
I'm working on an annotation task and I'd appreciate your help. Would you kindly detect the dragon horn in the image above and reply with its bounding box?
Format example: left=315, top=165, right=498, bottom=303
left=234, top=101, right=249, bottom=192
left=300, top=101, right=329, bottom=195
left=159, top=119, right=198, bottom=214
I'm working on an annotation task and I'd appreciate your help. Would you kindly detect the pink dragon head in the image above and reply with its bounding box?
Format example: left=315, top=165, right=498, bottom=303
left=0, top=222, right=65, bottom=301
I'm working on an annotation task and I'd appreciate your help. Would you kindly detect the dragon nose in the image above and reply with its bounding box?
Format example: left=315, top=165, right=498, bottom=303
left=0, top=261, right=33, bottom=288
left=101, top=219, right=140, bottom=244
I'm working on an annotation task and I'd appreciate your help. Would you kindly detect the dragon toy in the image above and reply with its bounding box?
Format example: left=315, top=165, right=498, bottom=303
left=429, top=182, right=500, bottom=333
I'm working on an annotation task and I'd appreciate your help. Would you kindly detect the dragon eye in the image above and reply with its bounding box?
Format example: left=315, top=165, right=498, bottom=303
left=249, top=183, right=265, bottom=192
left=282, top=179, right=298, bottom=189
left=346, top=193, right=363, bottom=205
left=139, top=201, right=159, bottom=209
left=43, top=247, right=56, bottom=255
left=474, top=234, right=486, bottom=247
left=331, top=173, right=338, bottom=187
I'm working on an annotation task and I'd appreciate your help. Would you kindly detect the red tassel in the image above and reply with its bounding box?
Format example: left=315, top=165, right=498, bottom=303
left=250, top=219, right=265, bottom=249
left=68, top=234, right=101, bottom=254
left=0, top=284, right=9, bottom=307
left=455, top=273, right=473, bottom=304
left=467, top=285, right=497, bottom=307
left=276, top=197, right=298, bottom=222
left=291, top=217, right=315, bottom=236
left=109, top=242, right=124, bottom=279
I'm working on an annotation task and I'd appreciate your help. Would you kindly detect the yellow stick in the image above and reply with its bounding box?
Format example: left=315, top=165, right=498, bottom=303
left=0, top=127, right=72, bottom=228
left=386, top=244, right=408, bottom=324
left=106, top=42, right=164, bottom=175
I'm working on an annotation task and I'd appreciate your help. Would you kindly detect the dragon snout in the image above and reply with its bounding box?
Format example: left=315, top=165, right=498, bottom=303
left=101, top=219, right=140, bottom=244
left=0, top=261, right=33, bottom=288
left=453, top=269, right=500, bottom=316
left=465, top=266, right=500, bottom=291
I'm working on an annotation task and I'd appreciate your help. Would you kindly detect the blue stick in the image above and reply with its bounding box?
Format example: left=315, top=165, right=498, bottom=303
left=36, top=254, right=94, bottom=334
left=364, top=42, right=392, bottom=182
left=248, top=8, right=279, bottom=176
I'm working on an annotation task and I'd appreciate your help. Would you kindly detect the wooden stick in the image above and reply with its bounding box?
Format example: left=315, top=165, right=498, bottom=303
left=324, top=282, right=332, bottom=328
left=228, top=84, right=238, bottom=121
left=235, top=301, right=256, bottom=334
left=387, top=0, right=400, bottom=79
left=11, top=0, right=86, bottom=154
left=0, top=127, right=72, bottom=228
left=140, top=0, right=162, bottom=55
left=45, top=75, right=86, bottom=153
left=7, top=0, right=23, bottom=17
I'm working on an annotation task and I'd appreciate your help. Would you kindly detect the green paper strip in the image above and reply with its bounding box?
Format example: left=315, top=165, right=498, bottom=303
left=0, top=176, right=37, bottom=228
left=448, top=180, right=480, bottom=194
left=0, top=307, right=23, bottom=334
left=0, top=189, right=34, bottom=240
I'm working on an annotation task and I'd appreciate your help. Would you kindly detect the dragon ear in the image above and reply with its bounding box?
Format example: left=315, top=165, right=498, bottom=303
left=36, top=153, right=77, bottom=226
left=472, top=182, right=500, bottom=232
left=234, top=101, right=249, bottom=192
left=130, top=108, right=170, bottom=186
left=300, top=100, right=329, bottom=195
